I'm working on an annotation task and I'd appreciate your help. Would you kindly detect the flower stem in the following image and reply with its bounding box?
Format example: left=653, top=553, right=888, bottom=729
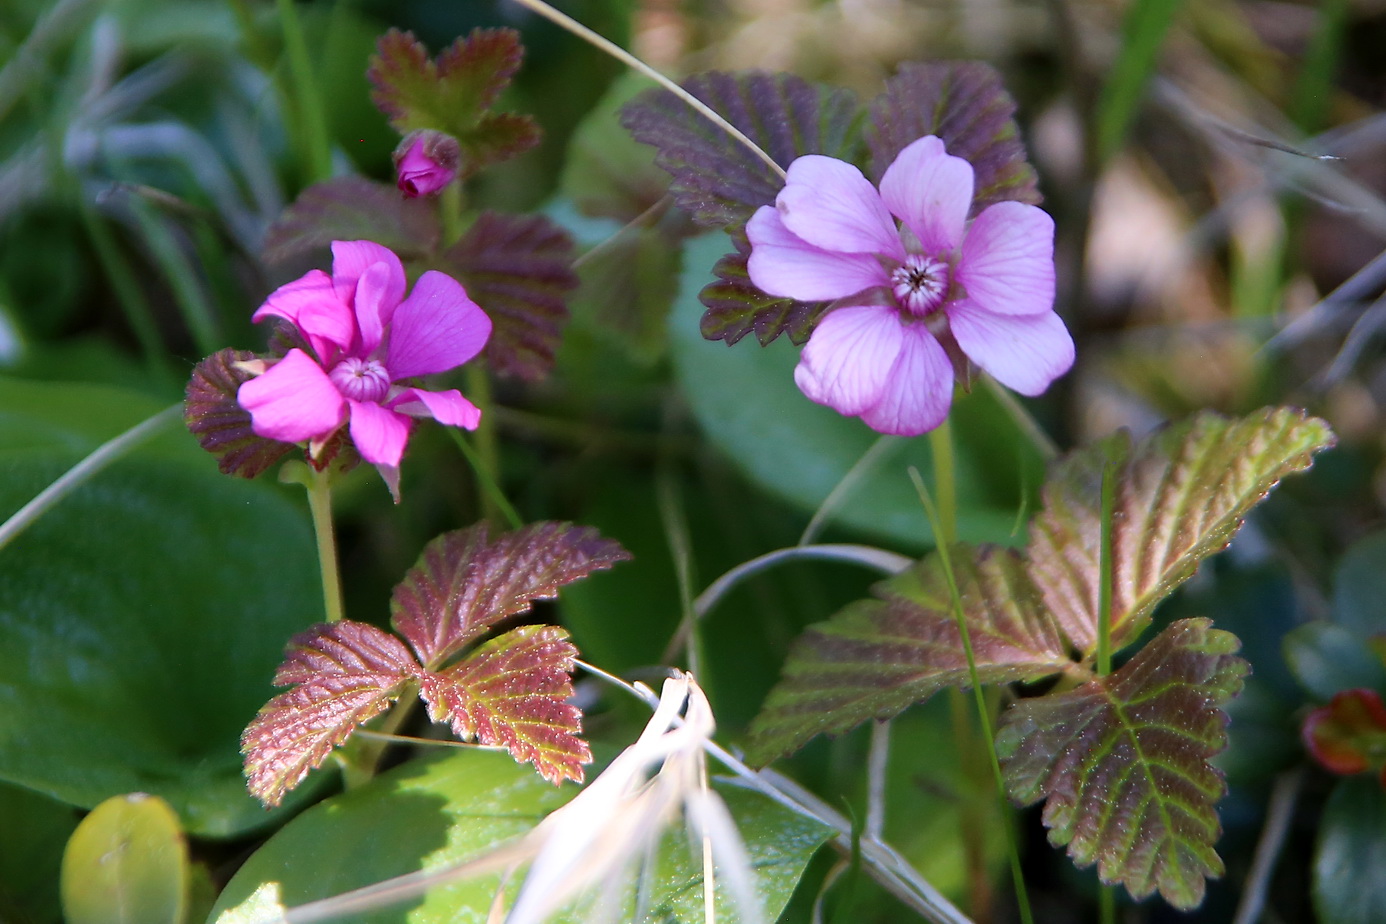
left=465, top=364, right=505, bottom=527
left=927, top=421, right=958, bottom=545
left=283, top=461, right=345, bottom=623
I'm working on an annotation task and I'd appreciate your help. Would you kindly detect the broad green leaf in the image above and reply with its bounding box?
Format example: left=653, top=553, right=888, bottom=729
left=747, top=546, right=1072, bottom=764
left=1330, top=528, right=1386, bottom=638
left=996, top=618, right=1248, bottom=909
left=262, top=177, right=442, bottom=266
left=1027, top=407, right=1334, bottom=656
left=0, top=380, right=322, bottom=836
left=440, top=212, right=579, bottom=382
left=560, top=72, right=671, bottom=223
left=184, top=349, right=293, bottom=479
left=1284, top=623, right=1386, bottom=703
left=866, top=62, right=1040, bottom=210
left=0, top=782, right=79, bottom=924
left=390, top=521, right=630, bottom=669
left=1314, top=776, right=1386, bottom=924
left=60, top=793, right=187, bottom=924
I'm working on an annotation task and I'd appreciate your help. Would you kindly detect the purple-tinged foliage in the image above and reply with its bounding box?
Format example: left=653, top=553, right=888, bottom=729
left=262, top=177, right=441, bottom=266
left=441, top=211, right=580, bottom=381
left=185, top=349, right=293, bottom=478
left=391, top=521, right=631, bottom=669
left=996, top=618, right=1248, bottom=910
left=698, top=228, right=828, bottom=346
left=867, top=62, right=1040, bottom=213
left=368, top=28, right=540, bottom=178
left=1303, top=689, right=1386, bottom=783
left=747, top=546, right=1072, bottom=765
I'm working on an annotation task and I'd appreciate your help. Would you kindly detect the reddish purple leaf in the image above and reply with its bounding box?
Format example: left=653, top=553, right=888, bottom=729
left=185, top=348, right=293, bottom=478
left=262, top=176, right=441, bottom=266
left=697, top=227, right=828, bottom=346
left=1303, top=689, right=1386, bottom=778
left=391, top=521, right=631, bottom=669
left=867, top=62, right=1040, bottom=213
left=421, top=625, right=590, bottom=785
left=442, top=211, right=579, bottom=381
left=242, top=621, right=424, bottom=806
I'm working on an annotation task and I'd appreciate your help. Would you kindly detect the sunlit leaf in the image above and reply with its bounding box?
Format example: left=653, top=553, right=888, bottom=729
left=746, top=546, right=1073, bottom=764
left=184, top=349, right=293, bottom=479
left=1027, top=408, right=1334, bottom=655
left=442, top=211, right=580, bottom=381
left=241, top=622, right=422, bottom=807
left=60, top=793, right=187, bottom=924
left=996, top=618, right=1248, bottom=909
left=867, top=61, right=1040, bottom=211
left=422, top=625, right=590, bottom=785
left=697, top=227, right=827, bottom=347
left=262, top=176, right=441, bottom=265
left=391, top=521, right=631, bottom=669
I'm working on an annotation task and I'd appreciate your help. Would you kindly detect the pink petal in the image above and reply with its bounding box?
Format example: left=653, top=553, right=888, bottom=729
left=860, top=326, right=954, bottom=436
left=346, top=399, right=413, bottom=467
left=793, top=304, right=905, bottom=416
left=879, top=136, right=974, bottom=255
left=330, top=240, right=406, bottom=311
left=237, top=348, right=346, bottom=443
left=389, top=387, right=482, bottom=430
left=957, top=201, right=1056, bottom=316
left=746, top=207, right=888, bottom=302
left=251, top=270, right=354, bottom=362
left=776, top=155, right=905, bottom=259
left=353, top=261, right=401, bottom=356
left=386, top=271, right=492, bottom=379
left=948, top=303, right=1074, bottom=396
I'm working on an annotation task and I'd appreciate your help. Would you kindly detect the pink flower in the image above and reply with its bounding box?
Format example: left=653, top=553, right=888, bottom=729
left=746, top=135, right=1073, bottom=435
left=393, top=131, right=459, bottom=198
left=238, top=240, right=491, bottom=496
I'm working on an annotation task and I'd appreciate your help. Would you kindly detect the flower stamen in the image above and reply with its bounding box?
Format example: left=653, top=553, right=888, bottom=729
left=891, top=254, right=949, bottom=317
left=329, top=357, right=391, bottom=403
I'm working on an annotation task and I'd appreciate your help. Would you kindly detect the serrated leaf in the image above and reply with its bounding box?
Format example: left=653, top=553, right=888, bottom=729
left=996, top=618, right=1248, bottom=909
left=242, top=622, right=423, bottom=807
left=422, top=625, right=590, bottom=785
left=1028, top=408, right=1335, bottom=656
left=621, top=70, right=861, bottom=230
left=867, top=61, right=1040, bottom=212
left=184, top=349, right=293, bottom=478
left=391, top=521, right=631, bottom=669
left=261, top=176, right=441, bottom=265
left=441, top=212, right=579, bottom=381
left=697, top=227, right=828, bottom=346
left=747, top=546, right=1073, bottom=764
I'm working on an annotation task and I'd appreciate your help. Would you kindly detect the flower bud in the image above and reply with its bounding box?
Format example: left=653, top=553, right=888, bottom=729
left=393, top=130, right=460, bottom=198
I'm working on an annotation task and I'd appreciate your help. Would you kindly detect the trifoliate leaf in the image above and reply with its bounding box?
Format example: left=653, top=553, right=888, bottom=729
left=368, top=29, right=540, bottom=176
left=867, top=61, right=1040, bottom=212
left=421, top=625, right=590, bottom=785
left=261, top=176, right=441, bottom=266
left=390, top=521, right=631, bottom=670
left=241, top=622, right=422, bottom=807
left=746, top=546, right=1073, bottom=764
left=184, top=349, right=292, bottom=479
left=996, top=618, right=1248, bottom=909
left=442, top=211, right=580, bottom=381
left=1027, top=407, right=1334, bottom=656
left=620, top=69, right=861, bottom=230
left=697, top=227, right=828, bottom=347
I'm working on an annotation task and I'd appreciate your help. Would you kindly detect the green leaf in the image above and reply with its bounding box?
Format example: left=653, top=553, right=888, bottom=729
left=747, top=546, right=1072, bottom=763
left=0, top=782, right=79, bottom=924
left=1027, top=407, right=1335, bottom=656
left=184, top=349, right=293, bottom=479
left=560, top=72, right=673, bottom=223
left=1330, top=529, right=1386, bottom=638
left=866, top=61, right=1040, bottom=210
left=1095, top=0, right=1184, bottom=161
left=996, top=618, right=1248, bottom=909
left=1284, top=623, right=1386, bottom=702
left=1315, top=776, right=1386, bottom=924
left=60, top=793, right=188, bottom=924
left=262, top=176, right=442, bottom=266
left=0, top=379, right=322, bottom=836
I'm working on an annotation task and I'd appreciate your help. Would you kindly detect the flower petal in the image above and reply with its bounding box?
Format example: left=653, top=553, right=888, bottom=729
left=346, top=399, right=413, bottom=467
left=859, top=326, right=954, bottom=435
left=237, top=348, right=346, bottom=443
left=251, top=270, right=354, bottom=362
left=879, top=136, right=974, bottom=255
left=389, top=387, right=482, bottom=430
left=793, top=304, right=904, bottom=416
left=948, top=303, right=1074, bottom=396
left=331, top=240, right=406, bottom=310
left=776, top=155, right=904, bottom=259
left=957, top=201, right=1056, bottom=316
left=353, top=261, right=401, bottom=356
left=746, top=207, right=888, bottom=302
left=386, top=271, right=492, bottom=379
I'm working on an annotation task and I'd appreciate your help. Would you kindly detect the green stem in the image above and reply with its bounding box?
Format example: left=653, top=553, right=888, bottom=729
left=927, top=421, right=957, bottom=545
left=466, top=364, right=504, bottom=527
left=275, top=0, right=332, bottom=184
left=1098, top=882, right=1116, bottom=924
left=283, top=461, right=345, bottom=623
left=440, top=182, right=465, bottom=246
left=1096, top=459, right=1116, bottom=677
left=447, top=429, right=522, bottom=529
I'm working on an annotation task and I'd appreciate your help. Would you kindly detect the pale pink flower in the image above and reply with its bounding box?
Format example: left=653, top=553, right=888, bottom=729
left=746, top=135, right=1073, bottom=435
left=393, top=131, right=459, bottom=197
left=238, top=240, right=491, bottom=495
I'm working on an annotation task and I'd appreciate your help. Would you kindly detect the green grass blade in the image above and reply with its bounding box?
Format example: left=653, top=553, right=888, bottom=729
left=1095, top=0, right=1185, bottom=162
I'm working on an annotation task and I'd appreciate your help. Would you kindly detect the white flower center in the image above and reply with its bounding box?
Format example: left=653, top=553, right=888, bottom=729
left=329, top=357, right=391, bottom=403
left=891, top=254, right=949, bottom=317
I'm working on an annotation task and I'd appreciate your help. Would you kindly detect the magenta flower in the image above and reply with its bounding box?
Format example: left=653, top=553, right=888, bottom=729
left=393, top=130, right=460, bottom=198
left=746, top=135, right=1073, bottom=435
left=238, top=240, right=491, bottom=495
